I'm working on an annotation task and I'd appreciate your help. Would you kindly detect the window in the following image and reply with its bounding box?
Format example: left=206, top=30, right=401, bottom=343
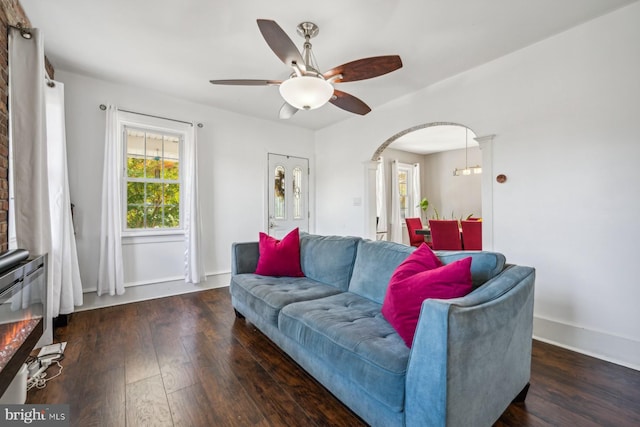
left=292, top=166, right=302, bottom=219
left=124, top=126, right=182, bottom=231
left=397, top=163, right=414, bottom=220
left=274, top=165, right=285, bottom=219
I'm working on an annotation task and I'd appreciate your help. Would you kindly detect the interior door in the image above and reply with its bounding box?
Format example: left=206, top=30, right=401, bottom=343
left=267, top=153, right=309, bottom=238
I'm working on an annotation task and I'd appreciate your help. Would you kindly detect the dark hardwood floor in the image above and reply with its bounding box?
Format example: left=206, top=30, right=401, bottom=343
left=27, top=288, right=640, bottom=426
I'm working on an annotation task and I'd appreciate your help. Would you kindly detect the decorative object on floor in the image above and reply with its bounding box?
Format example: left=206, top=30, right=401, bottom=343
left=210, top=19, right=402, bottom=118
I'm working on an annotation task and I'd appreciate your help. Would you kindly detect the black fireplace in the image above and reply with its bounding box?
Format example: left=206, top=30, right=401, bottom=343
left=0, top=251, right=47, bottom=397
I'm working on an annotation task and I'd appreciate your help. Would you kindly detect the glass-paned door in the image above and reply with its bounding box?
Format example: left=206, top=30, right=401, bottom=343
left=267, top=153, right=309, bottom=238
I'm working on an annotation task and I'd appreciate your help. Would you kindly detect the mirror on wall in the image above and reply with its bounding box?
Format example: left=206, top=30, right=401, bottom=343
left=373, top=123, right=482, bottom=244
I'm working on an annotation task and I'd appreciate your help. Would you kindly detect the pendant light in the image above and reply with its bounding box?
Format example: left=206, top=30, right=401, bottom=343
left=453, top=127, right=482, bottom=176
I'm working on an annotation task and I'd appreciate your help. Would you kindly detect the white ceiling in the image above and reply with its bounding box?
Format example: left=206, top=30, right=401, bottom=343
left=391, top=125, right=478, bottom=155
left=21, top=0, right=637, bottom=131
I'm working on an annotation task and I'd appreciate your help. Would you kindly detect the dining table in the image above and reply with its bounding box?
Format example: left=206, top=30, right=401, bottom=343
left=414, top=228, right=431, bottom=237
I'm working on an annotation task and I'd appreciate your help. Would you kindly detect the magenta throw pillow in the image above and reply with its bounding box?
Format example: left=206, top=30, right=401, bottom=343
left=255, top=228, right=304, bottom=277
left=382, top=250, right=473, bottom=347
left=391, top=243, right=443, bottom=280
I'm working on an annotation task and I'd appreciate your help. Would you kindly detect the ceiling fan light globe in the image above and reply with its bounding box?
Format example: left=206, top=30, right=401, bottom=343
left=279, top=76, right=333, bottom=110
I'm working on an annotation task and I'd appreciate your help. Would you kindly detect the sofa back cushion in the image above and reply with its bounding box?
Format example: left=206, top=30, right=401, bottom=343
left=349, top=240, right=415, bottom=303
left=299, top=233, right=361, bottom=291
left=435, top=250, right=506, bottom=289
left=349, top=240, right=508, bottom=303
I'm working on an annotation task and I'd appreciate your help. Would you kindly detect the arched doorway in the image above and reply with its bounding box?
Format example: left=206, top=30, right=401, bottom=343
left=365, top=123, right=495, bottom=248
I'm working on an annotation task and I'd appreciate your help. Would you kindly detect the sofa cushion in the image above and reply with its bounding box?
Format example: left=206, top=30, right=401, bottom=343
left=279, top=292, right=410, bottom=412
left=299, top=233, right=360, bottom=291
left=230, top=274, right=342, bottom=325
left=348, top=240, right=415, bottom=303
left=435, top=250, right=506, bottom=288
left=382, top=256, right=473, bottom=347
left=255, top=228, right=304, bottom=277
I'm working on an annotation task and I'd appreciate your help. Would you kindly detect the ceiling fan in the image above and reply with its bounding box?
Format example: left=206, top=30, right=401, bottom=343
left=209, top=19, right=403, bottom=119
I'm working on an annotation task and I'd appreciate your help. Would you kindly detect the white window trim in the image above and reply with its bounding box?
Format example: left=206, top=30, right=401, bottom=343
left=118, top=111, right=189, bottom=237
left=397, top=162, right=414, bottom=223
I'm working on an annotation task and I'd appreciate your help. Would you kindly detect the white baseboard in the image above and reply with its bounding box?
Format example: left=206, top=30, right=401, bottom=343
left=533, top=315, right=640, bottom=371
left=81, top=270, right=231, bottom=293
left=75, top=272, right=231, bottom=312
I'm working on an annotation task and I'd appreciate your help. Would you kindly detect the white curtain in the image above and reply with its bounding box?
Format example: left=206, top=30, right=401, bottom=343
left=376, top=158, right=387, bottom=234
left=390, top=160, right=402, bottom=243
left=413, top=162, right=422, bottom=219
left=8, top=28, right=50, bottom=256
left=97, top=105, right=125, bottom=296
left=45, top=81, right=83, bottom=315
left=8, top=28, right=53, bottom=347
left=183, top=125, right=205, bottom=284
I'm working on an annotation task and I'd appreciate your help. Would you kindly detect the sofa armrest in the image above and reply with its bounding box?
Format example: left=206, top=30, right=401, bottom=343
left=405, top=265, right=535, bottom=427
left=231, top=242, right=259, bottom=275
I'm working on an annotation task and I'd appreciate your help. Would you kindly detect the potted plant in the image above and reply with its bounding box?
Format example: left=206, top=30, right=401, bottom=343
left=419, top=198, right=430, bottom=223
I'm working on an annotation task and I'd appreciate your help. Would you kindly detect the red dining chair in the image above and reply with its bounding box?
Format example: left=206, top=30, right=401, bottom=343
left=461, top=220, right=482, bottom=250
left=428, top=220, right=462, bottom=250
left=405, top=217, right=426, bottom=247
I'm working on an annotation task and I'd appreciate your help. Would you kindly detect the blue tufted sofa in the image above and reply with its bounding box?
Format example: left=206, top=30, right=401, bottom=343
left=230, top=233, right=535, bottom=427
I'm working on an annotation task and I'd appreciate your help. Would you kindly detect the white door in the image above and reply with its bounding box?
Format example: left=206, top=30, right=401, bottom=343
left=267, top=153, right=309, bottom=238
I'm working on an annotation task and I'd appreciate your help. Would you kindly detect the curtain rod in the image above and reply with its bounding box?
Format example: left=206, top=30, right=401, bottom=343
left=7, top=23, right=33, bottom=39
left=99, top=104, right=203, bottom=128
left=7, top=24, right=54, bottom=86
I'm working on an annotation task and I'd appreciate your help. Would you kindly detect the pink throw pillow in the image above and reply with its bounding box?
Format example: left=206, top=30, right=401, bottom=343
left=255, top=228, right=304, bottom=277
left=391, top=243, right=442, bottom=280
left=382, top=249, right=473, bottom=348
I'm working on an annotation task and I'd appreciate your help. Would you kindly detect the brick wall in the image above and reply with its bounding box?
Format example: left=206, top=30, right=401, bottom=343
left=0, top=1, right=53, bottom=251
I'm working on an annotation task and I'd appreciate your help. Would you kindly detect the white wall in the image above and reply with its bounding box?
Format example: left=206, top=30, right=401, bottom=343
left=60, top=70, right=315, bottom=292
left=315, top=3, right=640, bottom=369
left=423, top=147, right=482, bottom=220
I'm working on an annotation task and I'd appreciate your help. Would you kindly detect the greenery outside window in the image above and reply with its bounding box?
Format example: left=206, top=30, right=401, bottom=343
left=124, top=126, right=182, bottom=231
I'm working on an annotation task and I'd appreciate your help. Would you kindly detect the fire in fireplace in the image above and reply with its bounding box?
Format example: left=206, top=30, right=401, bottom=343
left=0, top=251, right=47, bottom=397
left=0, top=318, right=41, bottom=368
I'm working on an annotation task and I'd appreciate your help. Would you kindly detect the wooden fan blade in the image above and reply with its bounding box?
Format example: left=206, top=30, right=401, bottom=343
left=209, top=79, right=281, bottom=86
left=279, top=102, right=298, bottom=119
left=324, top=55, right=402, bottom=83
left=257, top=19, right=306, bottom=71
left=330, top=90, right=371, bottom=115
